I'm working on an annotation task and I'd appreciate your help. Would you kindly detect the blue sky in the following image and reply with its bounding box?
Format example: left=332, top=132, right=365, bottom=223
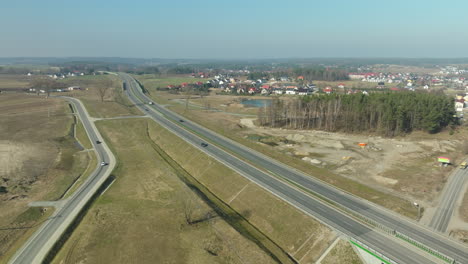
left=1, top=0, right=468, bottom=58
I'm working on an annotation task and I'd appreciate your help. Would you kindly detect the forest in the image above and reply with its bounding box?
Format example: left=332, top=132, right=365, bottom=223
left=257, top=92, right=456, bottom=136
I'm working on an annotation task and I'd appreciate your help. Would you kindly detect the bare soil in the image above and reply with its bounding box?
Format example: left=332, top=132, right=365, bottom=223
left=243, top=121, right=467, bottom=204
left=450, top=230, right=468, bottom=245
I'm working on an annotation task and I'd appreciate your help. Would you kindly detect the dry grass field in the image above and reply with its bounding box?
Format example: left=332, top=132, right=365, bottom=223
left=0, top=93, right=90, bottom=262
left=147, top=121, right=335, bottom=262
left=321, top=240, right=362, bottom=264
left=0, top=74, right=31, bottom=91
left=52, top=118, right=276, bottom=264
left=58, top=74, right=142, bottom=118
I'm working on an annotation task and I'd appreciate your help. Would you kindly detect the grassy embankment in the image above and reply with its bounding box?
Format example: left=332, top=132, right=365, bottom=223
left=52, top=118, right=278, bottom=264
left=0, top=93, right=91, bottom=262
left=135, top=75, right=418, bottom=219
left=146, top=120, right=335, bottom=262
left=321, top=239, right=362, bottom=264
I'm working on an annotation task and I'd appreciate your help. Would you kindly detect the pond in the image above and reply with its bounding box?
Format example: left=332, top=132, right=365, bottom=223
left=240, top=99, right=272, bottom=108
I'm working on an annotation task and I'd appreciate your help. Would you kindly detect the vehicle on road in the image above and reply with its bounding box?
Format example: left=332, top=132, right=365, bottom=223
left=460, top=161, right=467, bottom=169
left=179, top=119, right=184, bottom=122
left=148, top=101, right=154, bottom=105
left=201, top=142, right=208, bottom=147
left=145, top=108, right=149, bottom=111
left=96, top=140, right=101, bottom=144
left=100, top=161, right=107, bottom=166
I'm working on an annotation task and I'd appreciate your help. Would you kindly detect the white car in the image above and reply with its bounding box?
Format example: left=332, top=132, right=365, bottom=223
left=100, top=161, right=107, bottom=166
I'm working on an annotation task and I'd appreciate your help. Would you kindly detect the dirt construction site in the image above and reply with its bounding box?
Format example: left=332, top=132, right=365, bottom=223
left=241, top=118, right=466, bottom=204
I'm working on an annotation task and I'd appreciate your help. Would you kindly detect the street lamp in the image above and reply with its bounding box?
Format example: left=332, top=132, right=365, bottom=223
left=414, top=202, right=421, bottom=220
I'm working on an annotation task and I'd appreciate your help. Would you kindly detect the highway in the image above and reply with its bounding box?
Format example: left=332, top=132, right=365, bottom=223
left=9, top=97, right=116, bottom=264
left=120, top=73, right=448, bottom=264
left=430, top=164, right=468, bottom=232
left=121, top=73, right=468, bottom=263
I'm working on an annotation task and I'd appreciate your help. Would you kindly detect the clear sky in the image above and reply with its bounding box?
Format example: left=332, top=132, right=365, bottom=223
left=1, top=0, right=468, bottom=59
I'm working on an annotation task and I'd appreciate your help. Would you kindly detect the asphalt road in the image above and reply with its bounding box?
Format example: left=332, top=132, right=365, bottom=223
left=430, top=165, right=468, bottom=232
left=9, top=97, right=116, bottom=264
left=120, top=73, right=448, bottom=264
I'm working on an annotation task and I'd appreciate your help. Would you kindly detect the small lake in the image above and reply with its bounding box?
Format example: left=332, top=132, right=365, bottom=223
left=240, top=99, right=272, bottom=108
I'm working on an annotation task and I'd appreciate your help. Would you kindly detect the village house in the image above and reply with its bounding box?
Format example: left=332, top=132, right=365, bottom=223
left=285, top=88, right=296, bottom=95
left=323, top=87, right=333, bottom=94
left=273, top=88, right=284, bottom=95
left=297, top=88, right=309, bottom=95
left=261, top=88, right=270, bottom=95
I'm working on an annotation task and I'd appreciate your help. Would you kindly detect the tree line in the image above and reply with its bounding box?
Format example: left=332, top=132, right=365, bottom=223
left=292, top=67, right=349, bottom=82
left=258, top=92, right=456, bottom=136
left=247, top=67, right=349, bottom=82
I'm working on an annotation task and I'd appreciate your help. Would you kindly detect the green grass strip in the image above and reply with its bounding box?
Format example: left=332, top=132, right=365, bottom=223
left=350, top=240, right=391, bottom=264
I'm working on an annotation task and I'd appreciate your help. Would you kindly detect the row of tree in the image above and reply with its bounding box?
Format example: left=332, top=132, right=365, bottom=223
left=258, top=92, right=456, bottom=136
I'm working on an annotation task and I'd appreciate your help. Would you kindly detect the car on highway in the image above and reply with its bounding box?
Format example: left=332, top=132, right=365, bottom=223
left=96, top=140, right=101, bottom=144
left=201, top=142, right=208, bottom=147
left=100, top=161, right=107, bottom=166
left=148, top=101, right=154, bottom=105
left=179, top=119, right=184, bottom=122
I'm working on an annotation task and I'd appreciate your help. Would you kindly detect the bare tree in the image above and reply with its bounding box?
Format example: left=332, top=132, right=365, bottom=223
left=183, top=198, right=195, bottom=224
left=183, top=85, right=193, bottom=112
left=96, top=79, right=114, bottom=102
left=29, top=77, right=61, bottom=97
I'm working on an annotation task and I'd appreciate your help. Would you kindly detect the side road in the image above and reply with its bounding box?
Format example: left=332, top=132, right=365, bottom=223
left=8, top=97, right=116, bottom=264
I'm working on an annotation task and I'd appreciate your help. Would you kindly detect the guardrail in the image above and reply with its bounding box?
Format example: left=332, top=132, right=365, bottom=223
left=350, top=238, right=398, bottom=264
left=339, top=200, right=458, bottom=263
